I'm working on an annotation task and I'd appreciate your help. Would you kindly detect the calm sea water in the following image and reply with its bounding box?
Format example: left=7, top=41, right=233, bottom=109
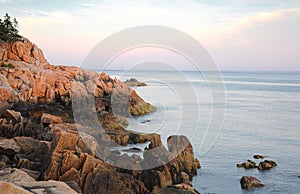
left=105, top=70, right=300, bottom=194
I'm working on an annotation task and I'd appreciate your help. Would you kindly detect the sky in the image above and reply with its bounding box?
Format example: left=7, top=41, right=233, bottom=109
left=1, top=0, right=300, bottom=71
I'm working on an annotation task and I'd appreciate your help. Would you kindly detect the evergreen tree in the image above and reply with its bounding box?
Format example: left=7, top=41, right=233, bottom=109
left=0, top=13, right=22, bottom=42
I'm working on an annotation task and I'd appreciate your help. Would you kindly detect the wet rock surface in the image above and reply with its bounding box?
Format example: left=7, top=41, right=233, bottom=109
left=0, top=39, right=201, bottom=193
left=236, top=157, right=277, bottom=170
left=240, top=176, right=264, bottom=189
left=236, top=160, right=257, bottom=169
left=258, top=160, right=277, bottom=170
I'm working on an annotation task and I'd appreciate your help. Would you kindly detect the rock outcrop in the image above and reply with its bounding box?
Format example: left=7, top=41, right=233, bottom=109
left=0, top=38, right=201, bottom=193
left=240, top=176, right=264, bottom=189
left=257, top=160, right=277, bottom=171
left=124, top=78, right=147, bottom=87
left=0, top=38, right=46, bottom=64
left=236, top=160, right=257, bottom=169
left=0, top=168, right=78, bottom=193
left=237, top=158, right=277, bottom=171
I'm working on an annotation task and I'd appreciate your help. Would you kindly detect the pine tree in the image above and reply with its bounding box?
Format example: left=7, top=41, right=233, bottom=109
left=0, top=13, right=22, bottom=42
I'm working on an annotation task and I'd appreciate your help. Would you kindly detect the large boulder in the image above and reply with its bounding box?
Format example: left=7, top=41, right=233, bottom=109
left=0, top=181, right=31, bottom=194
left=167, top=135, right=201, bottom=175
left=240, top=176, right=264, bottom=189
left=0, top=168, right=78, bottom=194
left=0, top=138, right=21, bottom=156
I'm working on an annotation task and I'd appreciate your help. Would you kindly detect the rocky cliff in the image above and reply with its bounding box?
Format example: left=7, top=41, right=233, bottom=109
left=0, top=38, right=200, bottom=194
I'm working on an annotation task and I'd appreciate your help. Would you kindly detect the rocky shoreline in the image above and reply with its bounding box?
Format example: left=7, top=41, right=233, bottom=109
left=0, top=38, right=201, bottom=193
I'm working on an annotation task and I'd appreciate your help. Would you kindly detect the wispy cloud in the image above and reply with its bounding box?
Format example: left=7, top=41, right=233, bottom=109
left=207, top=8, right=300, bottom=70
left=0, top=0, right=11, bottom=4
left=216, top=8, right=300, bottom=45
left=2, top=0, right=299, bottom=70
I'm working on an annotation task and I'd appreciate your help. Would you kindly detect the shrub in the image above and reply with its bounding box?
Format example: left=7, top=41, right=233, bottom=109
left=0, top=13, right=22, bottom=42
left=1, top=63, right=15, bottom=68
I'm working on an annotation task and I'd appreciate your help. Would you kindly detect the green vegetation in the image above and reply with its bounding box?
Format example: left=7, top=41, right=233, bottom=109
left=0, top=13, right=22, bottom=42
left=1, top=63, right=15, bottom=69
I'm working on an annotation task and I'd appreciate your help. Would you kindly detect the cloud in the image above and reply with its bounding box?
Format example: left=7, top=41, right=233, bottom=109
left=218, top=8, right=300, bottom=46
left=0, top=0, right=10, bottom=4
left=209, top=8, right=300, bottom=70
left=5, top=1, right=300, bottom=70
left=16, top=0, right=224, bottom=65
left=232, top=8, right=299, bottom=33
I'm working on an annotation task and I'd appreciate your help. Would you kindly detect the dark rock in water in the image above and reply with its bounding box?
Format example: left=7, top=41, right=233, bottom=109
left=240, top=176, right=264, bottom=189
left=253, top=155, right=265, bottom=159
left=141, top=119, right=151, bottom=123
left=124, top=78, right=147, bottom=87
left=122, top=147, right=142, bottom=153
left=236, top=160, right=257, bottom=169
left=128, top=130, right=163, bottom=148
left=298, top=176, right=300, bottom=178
left=258, top=160, right=277, bottom=170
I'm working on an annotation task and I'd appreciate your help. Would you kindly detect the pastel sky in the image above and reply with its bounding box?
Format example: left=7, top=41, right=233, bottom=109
left=1, top=0, right=300, bottom=71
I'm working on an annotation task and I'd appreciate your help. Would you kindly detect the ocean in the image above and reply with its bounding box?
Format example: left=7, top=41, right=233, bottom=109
left=105, top=70, right=300, bottom=194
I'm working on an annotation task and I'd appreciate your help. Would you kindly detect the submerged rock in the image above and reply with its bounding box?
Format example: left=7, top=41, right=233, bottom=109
left=240, top=176, right=264, bottom=189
